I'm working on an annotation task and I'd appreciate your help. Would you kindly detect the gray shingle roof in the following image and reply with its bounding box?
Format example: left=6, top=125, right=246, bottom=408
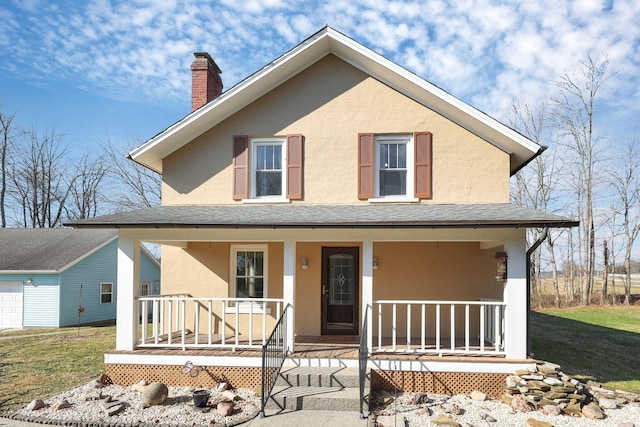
left=66, top=204, right=577, bottom=229
left=0, top=229, right=117, bottom=271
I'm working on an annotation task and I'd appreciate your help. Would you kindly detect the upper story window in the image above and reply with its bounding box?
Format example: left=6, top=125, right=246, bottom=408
left=233, top=135, right=303, bottom=202
left=359, top=132, right=432, bottom=201
left=252, top=138, right=284, bottom=198
left=376, top=135, right=413, bottom=198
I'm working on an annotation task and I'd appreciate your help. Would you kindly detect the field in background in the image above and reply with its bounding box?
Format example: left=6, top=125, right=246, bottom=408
left=531, top=306, right=640, bottom=393
left=533, top=276, right=640, bottom=307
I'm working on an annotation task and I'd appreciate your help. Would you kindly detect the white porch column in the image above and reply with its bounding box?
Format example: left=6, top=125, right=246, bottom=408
left=504, top=239, right=527, bottom=359
left=362, top=240, right=373, bottom=353
left=116, top=237, right=140, bottom=351
left=283, top=239, right=295, bottom=353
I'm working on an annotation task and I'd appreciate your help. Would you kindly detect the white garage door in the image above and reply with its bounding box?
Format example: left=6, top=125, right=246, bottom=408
left=0, top=281, right=23, bottom=328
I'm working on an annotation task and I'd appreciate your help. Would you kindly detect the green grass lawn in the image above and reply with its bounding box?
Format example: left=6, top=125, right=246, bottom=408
left=0, top=325, right=116, bottom=412
left=531, top=306, right=640, bottom=393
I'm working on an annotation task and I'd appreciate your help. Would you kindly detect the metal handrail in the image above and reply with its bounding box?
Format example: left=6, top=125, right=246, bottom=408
left=260, top=304, right=289, bottom=418
left=358, top=309, right=368, bottom=419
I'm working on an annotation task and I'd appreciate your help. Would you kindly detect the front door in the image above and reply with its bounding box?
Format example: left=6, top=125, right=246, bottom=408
left=321, top=247, right=359, bottom=335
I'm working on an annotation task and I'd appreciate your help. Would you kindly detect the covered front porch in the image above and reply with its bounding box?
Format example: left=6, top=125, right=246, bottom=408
left=112, top=226, right=530, bottom=363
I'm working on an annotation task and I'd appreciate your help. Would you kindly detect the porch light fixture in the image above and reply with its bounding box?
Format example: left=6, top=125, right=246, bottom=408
left=26, top=278, right=34, bottom=286
left=301, top=257, right=309, bottom=270
left=372, top=258, right=379, bottom=270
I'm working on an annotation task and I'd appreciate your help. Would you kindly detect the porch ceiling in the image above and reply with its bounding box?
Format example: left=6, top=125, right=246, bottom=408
left=66, top=204, right=577, bottom=240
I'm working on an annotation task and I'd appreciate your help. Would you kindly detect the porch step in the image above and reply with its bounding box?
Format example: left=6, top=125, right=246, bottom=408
left=268, top=366, right=369, bottom=413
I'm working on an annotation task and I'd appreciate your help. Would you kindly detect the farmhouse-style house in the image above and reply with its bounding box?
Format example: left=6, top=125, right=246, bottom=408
left=0, top=229, right=160, bottom=328
left=68, top=27, right=576, bottom=406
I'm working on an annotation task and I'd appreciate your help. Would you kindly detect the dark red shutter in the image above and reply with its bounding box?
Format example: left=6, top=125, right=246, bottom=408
left=286, top=134, right=303, bottom=199
left=358, top=133, right=375, bottom=199
left=232, top=135, right=249, bottom=200
left=414, top=132, right=432, bottom=199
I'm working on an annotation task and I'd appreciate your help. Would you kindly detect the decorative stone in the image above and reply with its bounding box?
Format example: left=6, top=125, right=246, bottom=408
left=131, top=381, right=147, bottom=393
left=51, top=400, right=71, bottom=410
left=543, top=378, right=563, bottom=386
left=87, top=379, right=104, bottom=389
left=501, top=393, right=513, bottom=405
left=616, top=423, right=635, bottom=427
left=26, top=399, right=45, bottom=411
left=521, top=375, right=544, bottom=381
left=216, top=400, right=234, bottom=416
left=142, top=382, right=168, bottom=408
left=216, top=382, right=229, bottom=392
left=470, top=390, right=487, bottom=401
left=432, top=415, right=461, bottom=426
left=542, top=404, right=561, bottom=416
left=100, top=399, right=125, bottom=416
left=582, top=402, right=605, bottom=420
left=78, top=389, right=100, bottom=401
left=564, top=402, right=582, bottom=415
left=441, top=402, right=463, bottom=415
left=567, top=393, right=586, bottom=401
left=99, top=373, right=113, bottom=385
left=505, top=375, right=521, bottom=388
left=526, top=418, right=554, bottom=427
left=510, top=394, right=532, bottom=413
left=479, top=411, right=497, bottom=422
left=222, top=390, right=240, bottom=401
left=599, top=397, right=618, bottom=409
left=543, top=391, right=567, bottom=400
left=411, top=392, right=430, bottom=404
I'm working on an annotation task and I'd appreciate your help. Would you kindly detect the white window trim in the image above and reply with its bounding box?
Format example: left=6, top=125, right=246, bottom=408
left=370, top=134, right=416, bottom=202
left=229, top=244, right=270, bottom=313
left=244, top=137, right=288, bottom=203
left=140, top=281, right=151, bottom=296
left=100, top=282, right=113, bottom=304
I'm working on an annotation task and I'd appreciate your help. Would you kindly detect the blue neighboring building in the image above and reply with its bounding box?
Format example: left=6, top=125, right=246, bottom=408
left=0, top=228, right=160, bottom=328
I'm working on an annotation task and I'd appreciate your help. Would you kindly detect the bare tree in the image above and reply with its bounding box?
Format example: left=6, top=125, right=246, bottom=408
left=10, top=127, right=71, bottom=227
left=553, top=54, right=612, bottom=305
left=507, top=99, right=565, bottom=306
left=0, top=110, right=16, bottom=227
left=102, top=139, right=161, bottom=211
left=608, top=139, right=640, bottom=305
left=65, top=153, right=109, bottom=220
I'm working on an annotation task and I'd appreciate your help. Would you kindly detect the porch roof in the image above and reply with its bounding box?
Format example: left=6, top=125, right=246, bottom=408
left=66, top=203, right=577, bottom=229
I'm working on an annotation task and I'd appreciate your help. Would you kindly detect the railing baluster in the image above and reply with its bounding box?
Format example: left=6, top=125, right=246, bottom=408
left=181, top=299, right=186, bottom=351
left=194, top=300, right=200, bottom=346
left=167, top=301, right=173, bottom=345
left=435, top=304, right=440, bottom=352
left=208, top=300, right=212, bottom=345
left=221, top=301, right=226, bottom=346
left=480, top=304, right=485, bottom=352
left=494, top=304, right=500, bottom=352
left=377, top=303, right=382, bottom=351
left=153, top=299, right=159, bottom=345
left=392, top=303, right=397, bottom=352
left=450, top=304, right=455, bottom=351
left=248, top=301, right=254, bottom=346
left=465, top=304, right=469, bottom=352
left=406, top=304, right=411, bottom=351
left=421, top=304, right=426, bottom=351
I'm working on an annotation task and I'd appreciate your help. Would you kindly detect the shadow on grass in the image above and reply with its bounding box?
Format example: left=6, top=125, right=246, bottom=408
left=531, top=311, right=640, bottom=389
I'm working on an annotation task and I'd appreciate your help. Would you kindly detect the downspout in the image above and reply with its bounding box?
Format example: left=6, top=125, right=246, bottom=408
left=525, top=226, right=549, bottom=357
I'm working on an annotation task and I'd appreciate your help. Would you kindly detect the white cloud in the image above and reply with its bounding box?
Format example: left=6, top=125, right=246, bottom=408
left=0, top=0, right=637, bottom=143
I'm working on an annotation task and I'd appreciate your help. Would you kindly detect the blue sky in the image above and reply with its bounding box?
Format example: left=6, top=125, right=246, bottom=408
left=0, top=0, right=639, bottom=156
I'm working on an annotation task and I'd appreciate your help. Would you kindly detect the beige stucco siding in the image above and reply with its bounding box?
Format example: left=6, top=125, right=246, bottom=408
left=162, top=54, right=510, bottom=205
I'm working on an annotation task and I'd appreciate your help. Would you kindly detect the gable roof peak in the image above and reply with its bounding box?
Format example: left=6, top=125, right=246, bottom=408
left=130, top=27, right=541, bottom=175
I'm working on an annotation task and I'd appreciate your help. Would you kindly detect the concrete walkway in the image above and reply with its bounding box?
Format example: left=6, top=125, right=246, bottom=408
left=240, top=409, right=371, bottom=426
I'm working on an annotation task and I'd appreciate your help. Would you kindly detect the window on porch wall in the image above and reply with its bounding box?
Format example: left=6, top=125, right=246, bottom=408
left=230, top=245, right=269, bottom=313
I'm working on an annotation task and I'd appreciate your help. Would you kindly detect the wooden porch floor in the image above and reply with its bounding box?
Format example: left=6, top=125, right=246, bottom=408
left=111, top=334, right=505, bottom=361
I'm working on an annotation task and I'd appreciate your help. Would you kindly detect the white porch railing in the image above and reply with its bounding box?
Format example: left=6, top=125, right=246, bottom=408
left=372, top=299, right=506, bottom=356
left=138, top=295, right=285, bottom=351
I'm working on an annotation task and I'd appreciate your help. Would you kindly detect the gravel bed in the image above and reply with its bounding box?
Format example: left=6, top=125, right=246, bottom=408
left=3, top=383, right=260, bottom=426
left=372, top=391, right=640, bottom=427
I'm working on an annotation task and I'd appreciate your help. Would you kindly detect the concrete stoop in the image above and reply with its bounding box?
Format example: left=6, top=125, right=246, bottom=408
left=267, top=366, right=370, bottom=414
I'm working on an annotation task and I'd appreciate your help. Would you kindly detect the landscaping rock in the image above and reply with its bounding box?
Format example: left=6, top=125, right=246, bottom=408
left=131, top=380, right=147, bottom=393
left=25, top=399, right=45, bottom=411
left=582, top=401, right=605, bottom=419
left=51, top=400, right=71, bottom=410
left=617, top=423, right=635, bottom=427
left=470, top=390, right=487, bottom=401
left=216, top=400, right=234, bottom=416
left=441, top=402, right=463, bottom=415
left=222, top=389, right=241, bottom=401
left=511, top=394, right=533, bottom=413
left=142, top=382, right=168, bottom=408
left=432, top=415, right=461, bottom=426
left=79, top=390, right=103, bottom=401
left=599, top=397, right=618, bottom=409
left=541, top=404, right=561, bottom=416
left=479, top=411, right=497, bottom=422
left=100, top=399, right=125, bottom=416
left=526, top=418, right=554, bottom=427
left=410, top=392, right=430, bottom=404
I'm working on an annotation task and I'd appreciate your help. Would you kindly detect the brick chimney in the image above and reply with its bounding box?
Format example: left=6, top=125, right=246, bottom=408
left=191, top=52, right=223, bottom=111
